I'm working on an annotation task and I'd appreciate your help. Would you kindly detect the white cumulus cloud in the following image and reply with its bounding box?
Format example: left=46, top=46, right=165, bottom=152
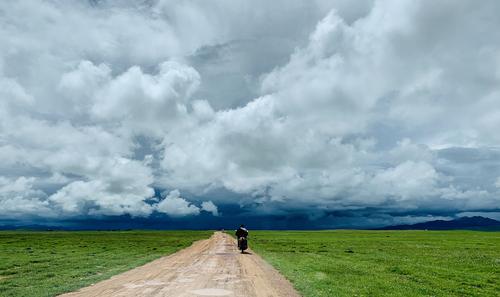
left=201, top=201, right=219, bottom=216
left=156, top=190, right=200, bottom=217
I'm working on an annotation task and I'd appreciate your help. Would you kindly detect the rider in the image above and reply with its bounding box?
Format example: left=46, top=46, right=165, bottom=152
left=235, top=224, right=248, bottom=248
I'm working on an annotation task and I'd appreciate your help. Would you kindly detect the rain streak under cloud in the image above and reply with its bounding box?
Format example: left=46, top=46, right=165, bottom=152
left=1, top=0, right=500, bottom=228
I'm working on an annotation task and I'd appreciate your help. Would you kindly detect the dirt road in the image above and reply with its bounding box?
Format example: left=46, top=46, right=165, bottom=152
left=59, top=232, right=300, bottom=297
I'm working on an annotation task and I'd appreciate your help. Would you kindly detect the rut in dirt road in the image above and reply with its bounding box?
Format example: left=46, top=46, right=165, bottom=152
left=59, top=232, right=301, bottom=297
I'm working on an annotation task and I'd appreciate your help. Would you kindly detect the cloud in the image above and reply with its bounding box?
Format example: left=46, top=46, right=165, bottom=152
left=0, top=177, right=53, bottom=219
left=1, top=0, right=499, bottom=225
left=58, top=60, right=200, bottom=136
left=156, top=190, right=200, bottom=217
left=201, top=201, right=219, bottom=216
left=159, top=0, right=500, bottom=217
left=48, top=157, right=156, bottom=217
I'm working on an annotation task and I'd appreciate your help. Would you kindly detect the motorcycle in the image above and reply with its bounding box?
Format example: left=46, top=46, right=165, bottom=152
left=238, top=236, right=248, bottom=253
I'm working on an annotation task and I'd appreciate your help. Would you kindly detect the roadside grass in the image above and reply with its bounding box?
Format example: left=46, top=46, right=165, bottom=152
left=250, top=230, right=500, bottom=297
left=0, top=230, right=211, bottom=297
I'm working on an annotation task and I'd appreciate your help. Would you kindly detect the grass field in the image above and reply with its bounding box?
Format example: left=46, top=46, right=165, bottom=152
left=2, top=230, right=498, bottom=297
left=250, top=230, right=500, bottom=297
left=0, top=230, right=211, bottom=297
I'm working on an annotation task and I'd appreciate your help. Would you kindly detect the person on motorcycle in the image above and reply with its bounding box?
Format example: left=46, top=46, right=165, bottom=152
left=235, top=224, right=248, bottom=250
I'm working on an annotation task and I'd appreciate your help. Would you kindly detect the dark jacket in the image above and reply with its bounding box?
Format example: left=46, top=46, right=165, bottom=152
left=235, top=227, right=248, bottom=238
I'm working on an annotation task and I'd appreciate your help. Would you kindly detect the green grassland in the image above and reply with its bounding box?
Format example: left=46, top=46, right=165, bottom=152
left=0, top=230, right=211, bottom=297
left=250, top=230, right=500, bottom=297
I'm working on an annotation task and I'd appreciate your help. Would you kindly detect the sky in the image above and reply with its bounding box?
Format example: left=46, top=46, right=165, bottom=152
left=1, top=0, right=500, bottom=229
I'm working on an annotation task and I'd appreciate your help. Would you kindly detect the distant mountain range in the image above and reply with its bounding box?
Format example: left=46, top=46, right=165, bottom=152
left=378, top=216, right=500, bottom=231
left=1, top=216, right=499, bottom=231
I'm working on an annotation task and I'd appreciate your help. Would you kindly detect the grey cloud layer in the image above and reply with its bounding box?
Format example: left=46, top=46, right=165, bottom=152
left=1, top=0, right=499, bottom=223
